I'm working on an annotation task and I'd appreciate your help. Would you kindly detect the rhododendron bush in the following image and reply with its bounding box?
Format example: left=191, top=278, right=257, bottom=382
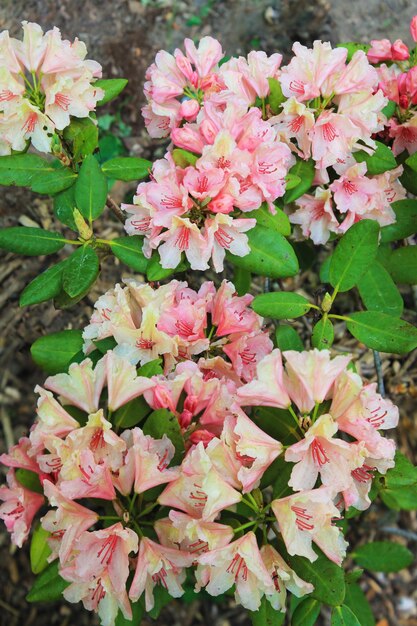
left=0, top=15, right=417, bottom=626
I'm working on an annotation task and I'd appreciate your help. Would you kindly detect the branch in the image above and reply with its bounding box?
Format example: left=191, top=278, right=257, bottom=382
left=106, top=196, right=125, bottom=224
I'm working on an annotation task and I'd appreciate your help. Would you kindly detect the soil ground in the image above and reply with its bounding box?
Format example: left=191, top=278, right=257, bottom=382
left=0, top=1, right=416, bottom=625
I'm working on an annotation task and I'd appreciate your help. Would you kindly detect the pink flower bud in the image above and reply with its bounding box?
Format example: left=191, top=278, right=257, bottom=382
left=391, top=39, right=409, bottom=61
left=410, top=15, right=417, bottom=42
left=179, top=98, right=200, bottom=121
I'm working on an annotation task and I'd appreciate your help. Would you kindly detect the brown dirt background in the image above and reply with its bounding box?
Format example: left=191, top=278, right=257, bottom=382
left=0, top=1, right=416, bottom=625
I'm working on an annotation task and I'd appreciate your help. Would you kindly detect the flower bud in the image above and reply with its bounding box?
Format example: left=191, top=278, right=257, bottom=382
left=321, top=292, right=332, bottom=313
left=410, top=15, right=417, bottom=42
left=73, top=208, right=93, bottom=240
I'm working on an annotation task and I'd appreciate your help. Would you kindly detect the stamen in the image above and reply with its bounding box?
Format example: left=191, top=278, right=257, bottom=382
left=311, top=439, right=329, bottom=467
left=175, top=227, right=190, bottom=251
left=321, top=122, right=338, bottom=142
left=291, top=505, right=314, bottom=531
left=288, top=115, right=304, bottom=133
left=55, top=93, right=71, bottom=110
left=214, top=228, right=234, bottom=249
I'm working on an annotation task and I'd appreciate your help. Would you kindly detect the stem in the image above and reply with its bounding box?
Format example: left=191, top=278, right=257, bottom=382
left=288, top=405, right=300, bottom=428
left=373, top=350, right=385, bottom=397
left=241, top=497, right=260, bottom=514
left=99, top=515, right=121, bottom=521
left=129, top=492, right=138, bottom=515
left=131, top=519, right=144, bottom=538
left=138, top=501, right=159, bottom=518
left=312, top=401, right=320, bottom=422
left=106, top=196, right=125, bottom=224
left=233, top=520, right=257, bottom=534
left=328, top=313, right=352, bottom=323
left=246, top=492, right=260, bottom=511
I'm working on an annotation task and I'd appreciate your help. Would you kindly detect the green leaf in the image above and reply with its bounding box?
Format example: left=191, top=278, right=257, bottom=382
left=380, top=484, right=417, bottom=510
left=114, top=396, right=151, bottom=428
left=271, top=457, right=294, bottom=498
left=406, top=150, right=417, bottom=172
left=312, top=317, right=334, bottom=350
left=385, top=452, right=417, bottom=488
left=331, top=605, right=361, bottom=626
left=146, top=585, right=172, bottom=619
left=252, top=292, right=311, bottom=319
left=172, top=148, right=199, bottom=167
left=0, top=154, right=76, bottom=193
left=115, top=601, right=144, bottom=626
left=75, top=154, right=108, bottom=222
left=31, top=329, right=84, bottom=374
left=292, top=597, right=321, bottom=626
left=137, top=358, right=163, bottom=378
left=95, top=78, right=128, bottom=105
left=249, top=596, right=286, bottom=626
left=320, top=256, right=332, bottom=283
left=53, top=185, right=77, bottom=231
left=353, top=141, right=397, bottom=175
left=268, top=77, right=285, bottom=113
left=275, top=325, right=304, bottom=352
left=381, top=100, right=397, bottom=119
left=329, top=220, right=380, bottom=292
left=380, top=199, right=417, bottom=242
left=387, top=246, right=417, bottom=284
left=245, top=203, right=291, bottom=236
left=227, top=225, right=298, bottom=279
left=0, top=226, right=67, bottom=256
left=288, top=551, right=346, bottom=607
left=93, top=337, right=118, bottom=354
left=357, top=262, right=404, bottom=316
left=27, top=561, right=69, bottom=603
left=337, top=42, right=370, bottom=61
left=30, top=525, right=52, bottom=574
left=110, top=236, right=148, bottom=273
left=19, top=260, right=67, bottom=307
left=285, top=173, right=301, bottom=190
left=63, top=117, right=98, bottom=161
left=344, top=582, right=375, bottom=626
left=15, top=468, right=43, bottom=494
left=143, top=409, right=185, bottom=465
left=62, top=245, right=99, bottom=298
left=146, top=252, right=188, bottom=281
left=253, top=407, right=301, bottom=446
left=352, top=541, right=413, bottom=573
left=233, top=267, right=252, bottom=296
left=346, top=311, right=417, bottom=354
left=283, top=159, right=315, bottom=204
left=102, top=156, right=152, bottom=181
left=400, top=163, right=417, bottom=194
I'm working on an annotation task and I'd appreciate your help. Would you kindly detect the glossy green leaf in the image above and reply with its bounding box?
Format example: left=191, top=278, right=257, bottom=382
left=387, top=246, right=417, bottom=284
left=406, top=150, right=417, bottom=172
left=95, top=78, right=128, bottom=105
left=353, top=140, right=397, bottom=175
left=271, top=457, right=294, bottom=498
left=62, top=245, right=99, bottom=298
left=0, top=226, right=67, bottom=256
left=381, top=200, right=417, bottom=243
left=102, top=156, right=152, bottom=181
left=0, top=154, right=77, bottom=193
left=146, top=252, right=188, bottom=281
left=30, top=525, right=52, bottom=574
left=115, top=601, right=144, bottom=626
left=137, top=358, right=163, bottom=378
left=320, top=256, right=332, bottom=283
left=268, top=77, right=285, bottom=113
left=19, top=260, right=67, bottom=307
left=249, top=596, right=286, bottom=626
left=252, top=291, right=311, bottom=319
left=228, top=225, right=298, bottom=279
left=75, top=154, right=108, bottom=221
left=275, top=325, right=304, bottom=352
left=331, top=605, right=361, bottom=626
left=53, top=185, right=77, bottom=230
left=384, top=452, right=417, bottom=488
left=292, top=597, right=321, bottom=626
left=344, top=582, right=375, bottom=626
left=63, top=117, right=98, bottom=161
left=380, top=484, right=417, bottom=510
left=357, top=262, right=403, bottom=316
left=27, top=561, right=69, bottom=603
left=312, top=317, right=334, bottom=349
left=337, top=42, right=370, bottom=61
left=172, top=148, right=199, bottom=168
left=31, top=329, right=84, bottom=374
left=283, top=159, right=315, bottom=204
left=110, top=236, right=148, bottom=273
left=329, top=220, right=380, bottom=292
left=253, top=407, right=301, bottom=446
left=381, top=100, right=397, bottom=119
left=246, top=203, right=291, bottom=236
left=400, top=163, right=417, bottom=194
left=352, top=541, right=413, bottom=573
left=114, top=396, right=151, bottom=428
left=143, top=409, right=184, bottom=465
left=346, top=311, right=417, bottom=354
left=15, top=469, right=43, bottom=494
left=93, top=337, right=118, bottom=354
left=288, top=551, right=346, bottom=607
left=233, top=267, right=252, bottom=296
left=285, top=173, right=302, bottom=189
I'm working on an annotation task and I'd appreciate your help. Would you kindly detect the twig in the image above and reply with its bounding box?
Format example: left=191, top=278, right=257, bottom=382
left=0, top=598, right=19, bottom=617
left=373, top=350, right=385, bottom=397
left=106, top=196, right=125, bottom=224
left=381, top=526, right=417, bottom=542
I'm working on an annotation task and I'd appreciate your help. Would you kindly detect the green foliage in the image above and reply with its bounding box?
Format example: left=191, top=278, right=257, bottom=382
left=253, top=407, right=300, bottom=446
left=31, top=329, right=84, bottom=374
left=30, top=525, right=52, bottom=575
left=228, top=225, right=299, bottom=278
left=246, top=203, right=291, bottom=236
left=344, top=581, right=375, bottom=626
left=329, top=220, right=380, bottom=292
left=95, top=78, right=128, bottom=105
left=20, top=260, right=67, bottom=307
left=0, top=154, right=76, bottom=194
left=380, top=199, right=417, bottom=242
left=268, top=77, right=286, bottom=113
left=0, top=227, right=66, bottom=256
left=353, top=141, right=397, bottom=175
left=331, top=605, right=361, bottom=626
left=233, top=267, right=252, bottom=295
left=357, top=262, right=404, bottom=316
left=275, top=325, right=304, bottom=351
left=379, top=452, right=417, bottom=510
left=27, top=561, right=69, bottom=603
left=172, top=148, right=199, bottom=167
left=249, top=596, right=286, bottom=626
left=252, top=292, right=312, bottom=319
left=312, top=317, right=334, bottom=349
left=146, top=252, right=189, bottom=281
left=336, top=41, right=371, bottom=61
left=386, top=246, right=417, bottom=284
left=15, top=469, right=43, bottom=494
left=114, top=396, right=152, bottom=428
left=283, top=159, right=315, bottom=204
left=143, top=409, right=185, bottom=465
left=53, top=185, right=77, bottom=230
left=292, top=597, right=322, bottom=626
left=110, top=236, right=148, bottom=273
left=346, top=311, right=417, bottom=353
left=75, top=154, right=108, bottom=221
left=63, top=117, right=99, bottom=161
left=115, top=601, right=144, bottom=626
left=352, top=541, right=414, bottom=573
left=101, top=156, right=152, bottom=181
left=62, top=245, right=100, bottom=298
left=287, top=551, right=346, bottom=607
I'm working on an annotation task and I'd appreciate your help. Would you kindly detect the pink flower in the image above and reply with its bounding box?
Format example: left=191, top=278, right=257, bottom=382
left=290, top=187, right=339, bottom=245
left=155, top=510, right=233, bottom=556
left=130, top=427, right=180, bottom=493
left=204, top=213, right=256, bottom=273
left=343, top=455, right=395, bottom=511
left=183, top=167, right=225, bottom=200
left=332, top=51, right=378, bottom=95
left=272, top=488, right=347, bottom=564
left=391, top=40, right=410, bottom=61
left=389, top=115, right=417, bottom=155
left=0, top=437, right=40, bottom=474
left=61, top=523, right=138, bottom=626
left=129, top=537, right=193, bottom=609
left=411, top=16, right=417, bottom=42
left=368, top=39, right=394, bottom=63
left=196, top=532, right=275, bottom=611
left=222, top=330, right=273, bottom=382
left=41, top=480, right=99, bottom=564
left=98, top=351, right=154, bottom=411
left=155, top=216, right=210, bottom=270
left=30, top=387, right=80, bottom=453
left=237, top=349, right=291, bottom=408
left=211, top=280, right=261, bottom=337
left=0, top=470, right=44, bottom=547
left=310, top=110, right=359, bottom=170
left=272, top=97, right=315, bottom=158
left=220, top=51, right=282, bottom=104
left=44, top=359, right=105, bottom=414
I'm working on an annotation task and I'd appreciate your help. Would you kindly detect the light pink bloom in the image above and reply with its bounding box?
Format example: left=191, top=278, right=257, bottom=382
left=331, top=51, right=378, bottom=95
left=155, top=216, right=210, bottom=270
left=61, top=523, right=138, bottom=626
left=391, top=39, right=410, bottom=60
left=310, top=110, right=359, bottom=170
left=130, top=427, right=180, bottom=493
left=237, top=349, right=291, bottom=408
left=41, top=480, right=98, bottom=564
left=272, top=97, right=315, bottom=158
left=368, top=39, right=394, bottom=63
left=44, top=358, right=105, bottom=414
left=389, top=115, right=417, bottom=155
left=223, top=330, right=273, bottom=382
left=342, top=455, right=395, bottom=511
left=290, top=187, right=339, bottom=245
left=285, top=413, right=367, bottom=492
left=196, top=532, right=275, bottom=611
left=250, top=141, right=294, bottom=207
left=98, top=351, right=154, bottom=411
left=58, top=446, right=117, bottom=502
left=0, top=31, right=22, bottom=73
left=272, top=488, right=348, bottom=564
left=129, top=537, right=193, bottom=609
left=12, top=21, right=47, bottom=72
left=211, top=280, right=261, bottom=337
left=411, top=16, right=417, bottom=42
left=204, top=213, right=256, bottom=273
left=220, top=51, right=282, bottom=104
left=30, top=387, right=80, bottom=453
left=0, top=469, right=44, bottom=547
left=260, top=544, right=314, bottom=611
left=0, top=437, right=40, bottom=474
left=222, top=405, right=283, bottom=492
left=183, top=167, right=225, bottom=200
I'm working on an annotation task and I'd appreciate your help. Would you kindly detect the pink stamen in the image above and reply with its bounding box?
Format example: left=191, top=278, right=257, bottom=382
left=97, top=535, right=117, bottom=565
left=311, top=439, right=329, bottom=466
left=157, top=448, right=169, bottom=472
left=175, top=227, right=190, bottom=251
left=291, top=505, right=314, bottom=531
left=351, top=464, right=376, bottom=483
left=289, top=80, right=305, bottom=95
left=198, top=175, right=209, bottom=193
left=240, top=348, right=256, bottom=364
left=101, top=307, right=112, bottom=321
left=136, top=337, right=155, bottom=350
left=214, top=228, right=234, bottom=249
left=8, top=503, right=24, bottom=517
left=152, top=567, right=168, bottom=589
left=226, top=554, right=248, bottom=581
left=175, top=319, right=194, bottom=336
left=90, top=428, right=105, bottom=452
left=161, top=195, right=182, bottom=209
left=46, top=457, right=62, bottom=471
left=90, top=579, right=106, bottom=605
left=131, top=217, right=151, bottom=232
left=258, top=161, right=278, bottom=175
left=343, top=180, right=357, bottom=195
left=272, top=568, right=281, bottom=592
left=22, top=112, right=37, bottom=133
left=55, top=92, right=71, bottom=110
left=189, top=483, right=207, bottom=507
left=321, top=122, right=338, bottom=142
left=0, top=90, right=17, bottom=102
left=217, top=156, right=231, bottom=169
left=366, top=407, right=387, bottom=428
left=288, top=115, right=304, bottom=133
left=188, top=540, right=209, bottom=554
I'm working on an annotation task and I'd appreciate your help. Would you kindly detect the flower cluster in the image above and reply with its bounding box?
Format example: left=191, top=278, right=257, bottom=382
left=367, top=16, right=417, bottom=156
left=0, top=21, right=103, bottom=154
left=0, top=280, right=399, bottom=625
